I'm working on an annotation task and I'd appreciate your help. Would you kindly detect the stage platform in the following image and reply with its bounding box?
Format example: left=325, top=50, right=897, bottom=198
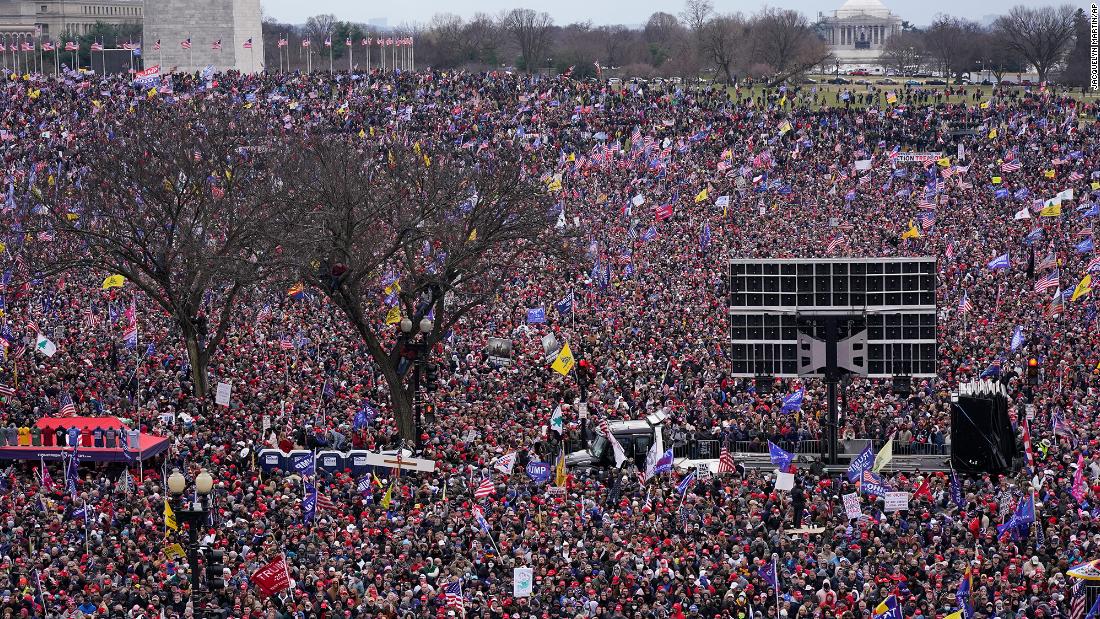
left=0, top=416, right=169, bottom=462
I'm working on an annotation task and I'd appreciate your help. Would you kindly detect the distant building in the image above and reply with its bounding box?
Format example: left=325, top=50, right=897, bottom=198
left=820, top=0, right=902, bottom=67
left=143, top=0, right=263, bottom=73
left=0, top=0, right=142, bottom=36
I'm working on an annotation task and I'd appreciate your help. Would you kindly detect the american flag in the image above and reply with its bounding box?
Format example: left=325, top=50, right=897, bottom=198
left=917, top=198, right=936, bottom=210
left=151, top=40, right=160, bottom=51
left=1070, top=578, right=1086, bottom=619
left=324, top=37, right=332, bottom=47
left=242, top=38, right=253, bottom=49
left=277, top=38, right=288, bottom=48
left=301, top=39, right=311, bottom=48
left=1046, top=289, right=1064, bottom=318
left=958, top=292, right=973, bottom=314
left=1086, top=255, right=1100, bottom=273
left=1070, top=170, right=1085, bottom=182
left=65, top=40, right=78, bottom=51
left=180, top=38, right=191, bottom=49
left=361, top=38, right=369, bottom=46
left=1079, top=227, right=1094, bottom=238
left=1038, top=251, right=1058, bottom=271
left=717, top=443, right=736, bottom=474
left=0, top=384, right=14, bottom=397
left=473, top=477, right=494, bottom=499
left=1001, top=160, right=1022, bottom=172
left=345, top=37, right=352, bottom=46
left=211, top=39, right=222, bottom=50
left=826, top=236, right=846, bottom=254
left=316, top=490, right=336, bottom=512
left=59, top=392, right=77, bottom=416
left=21, top=42, right=32, bottom=52
left=41, top=41, right=54, bottom=51
left=1034, top=269, right=1060, bottom=292
left=279, top=335, right=294, bottom=350
left=444, top=580, right=463, bottom=610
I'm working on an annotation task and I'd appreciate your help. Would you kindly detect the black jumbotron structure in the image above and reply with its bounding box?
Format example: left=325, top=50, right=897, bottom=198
left=727, top=258, right=938, bottom=464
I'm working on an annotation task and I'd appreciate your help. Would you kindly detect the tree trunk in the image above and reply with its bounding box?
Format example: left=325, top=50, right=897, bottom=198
left=380, top=367, right=417, bottom=443
left=181, top=326, right=209, bottom=400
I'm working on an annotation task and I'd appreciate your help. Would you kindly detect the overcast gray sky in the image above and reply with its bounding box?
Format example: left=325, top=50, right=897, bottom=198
left=261, top=0, right=1073, bottom=28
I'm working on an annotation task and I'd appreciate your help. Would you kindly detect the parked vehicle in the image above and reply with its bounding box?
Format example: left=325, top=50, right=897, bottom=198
left=565, top=419, right=670, bottom=471
left=828, top=77, right=851, bottom=85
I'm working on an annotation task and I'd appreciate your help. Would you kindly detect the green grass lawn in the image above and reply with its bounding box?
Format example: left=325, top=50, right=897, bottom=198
left=723, top=79, right=1100, bottom=110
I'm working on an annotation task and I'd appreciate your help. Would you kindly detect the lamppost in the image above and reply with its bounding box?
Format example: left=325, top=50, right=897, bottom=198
left=167, top=469, right=220, bottom=605
left=546, top=57, right=552, bottom=78
left=399, top=314, right=434, bottom=451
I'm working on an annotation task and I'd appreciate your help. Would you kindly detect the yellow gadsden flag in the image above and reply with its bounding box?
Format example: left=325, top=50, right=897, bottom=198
left=1040, top=203, right=1062, bottom=217
left=384, top=306, right=402, bottom=325
left=163, top=499, right=178, bottom=534
left=1072, top=274, right=1093, bottom=302
left=551, top=342, right=575, bottom=376
left=101, top=274, right=126, bottom=290
left=900, top=220, right=920, bottom=240
left=694, top=187, right=709, bottom=203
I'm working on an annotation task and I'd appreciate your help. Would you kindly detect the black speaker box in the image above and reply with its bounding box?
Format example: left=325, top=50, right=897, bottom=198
left=951, top=394, right=1018, bottom=474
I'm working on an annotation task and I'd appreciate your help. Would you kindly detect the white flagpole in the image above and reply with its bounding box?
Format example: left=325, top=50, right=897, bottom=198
left=772, top=553, right=780, bottom=611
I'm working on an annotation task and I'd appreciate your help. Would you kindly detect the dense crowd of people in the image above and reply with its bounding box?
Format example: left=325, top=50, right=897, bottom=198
left=0, top=67, right=1095, bottom=618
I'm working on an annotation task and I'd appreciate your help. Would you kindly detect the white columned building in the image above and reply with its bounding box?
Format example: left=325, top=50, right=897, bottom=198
left=820, top=0, right=902, bottom=68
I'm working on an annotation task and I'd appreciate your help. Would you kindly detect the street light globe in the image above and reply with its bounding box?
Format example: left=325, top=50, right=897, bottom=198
left=419, top=318, right=433, bottom=334
left=195, top=470, right=214, bottom=495
left=400, top=318, right=413, bottom=333
left=167, top=471, right=186, bottom=495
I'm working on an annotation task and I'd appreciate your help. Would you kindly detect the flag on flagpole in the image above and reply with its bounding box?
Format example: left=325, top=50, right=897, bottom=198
left=164, top=499, right=178, bottom=533
left=473, top=477, right=494, bottom=499
left=872, top=435, right=894, bottom=472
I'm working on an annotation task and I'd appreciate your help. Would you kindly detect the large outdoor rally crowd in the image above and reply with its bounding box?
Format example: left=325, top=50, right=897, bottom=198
left=0, top=66, right=1095, bottom=619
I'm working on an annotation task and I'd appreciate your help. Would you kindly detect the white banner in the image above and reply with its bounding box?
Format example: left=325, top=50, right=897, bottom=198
left=514, top=567, right=534, bottom=597
left=774, top=471, right=795, bottom=491
left=215, top=381, right=233, bottom=407
left=884, top=491, right=910, bottom=512
left=890, top=152, right=943, bottom=163
left=842, top=492, right=862, bottom=520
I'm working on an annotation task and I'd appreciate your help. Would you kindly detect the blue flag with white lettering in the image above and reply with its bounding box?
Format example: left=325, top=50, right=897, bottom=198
left=768, top=441, right=793, bottom=472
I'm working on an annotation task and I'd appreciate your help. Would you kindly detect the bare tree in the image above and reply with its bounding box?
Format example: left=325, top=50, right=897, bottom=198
left=37, top=106, right=281, bottom=402
left=500, top=8, right=555, bottom=72
left=924, top=15, right=983, bottom=83
left=879, top=31, right=926, bottom=75
left=699, top=14, right=747, bottom=83
left=276, top=138, right=566, bottom=444
left=643, top=12, right=686, bottom=67
left=751, top=8, right=832, bottom=85
left=993, top=4, right=1077, bottom=83
left=596, top=25, right=632, bottom=67
left=680, top=0, right=714, bottom=35
left=304, top=13, right=338, bottom=43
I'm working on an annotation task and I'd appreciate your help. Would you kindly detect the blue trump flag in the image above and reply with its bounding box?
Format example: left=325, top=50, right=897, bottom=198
left=768, top=441, right=793, bottom=472
left=1011, top=326, right=1025, bottom=351
left=353, top=402, right=377, bottom=430
left=1078, top=238, right=1095, bottom=254
left=525, top=461, right=552, bottom=484
left=554, top=293, right=574, bottom=315
left=700, top=223, right=711, bottom=251
left=859, top=469, right=891, bottom=496
left=302, top=481, right=317, bottom=523
left=996, top=494, right=1035, bottom=536
left=780, top=389, right=804, bottom=414
left=847, top=443, right=874, bottom=482
left=676, top=470, right=697, bottom=494
left=526, top=307, right=547, bottom=323
left=987, top=253, right=1011, bottom=270
left=956, top=569, right=973, bottom=619
left=949, top=471, right=965, bottom=509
